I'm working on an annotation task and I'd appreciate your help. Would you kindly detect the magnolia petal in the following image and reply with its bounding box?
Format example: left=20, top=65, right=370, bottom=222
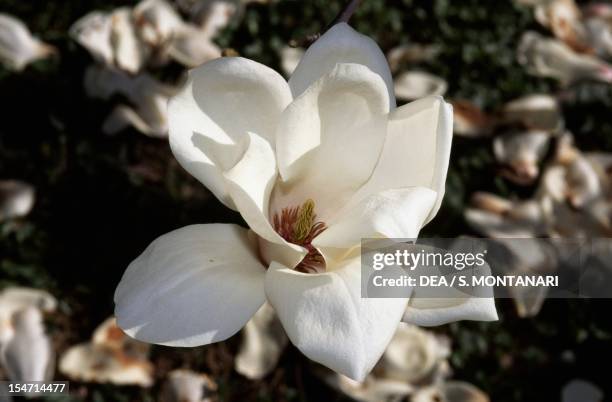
left=265, top=259, right=408, bottom=381
left=280, top=46, right=304, bottom=77
left=133, top=0, right=185, bottom=46
left=0, top=307, right=53, bottom=382
left=59, top=343, right=153, bottom=387
left=323, top=373, right=414, bottom=402
left=289, top=23, right=395, bottom=107
left=493, top=130, right=550, bottom=183
left=394, top=71, right=448, bottom=101
left=313, top=187, right=437, bottom=263
left=110, top=8, right=146, bottom=74
left=167, top=25, right=222, bottom=68
left=0, top=13, right=55, bottom=71
left=235, top=302, right=288, bottom=380
left=404, top=293, right=498, bottom=327
left=379, top=323, right=450, bottom=384
left=274, top=63, right=389, bottom=221
left=353, top=96, right=453, bottom=225
left=160, top=369, right=217, bottom=402
left=0, top=180, right=35, bottom=222
left=168, top=57, right=292, bottom=209
left=413, top=381, right=490, bottom=402
left=403, top=254, right=497, bottom=326
left=114, top=224, right=266, bottom=346
left=562, top=379, right=603, bottom=402
left=70, top=11, right=114, bottom=66
left=223, top=133, right=305, bottom=261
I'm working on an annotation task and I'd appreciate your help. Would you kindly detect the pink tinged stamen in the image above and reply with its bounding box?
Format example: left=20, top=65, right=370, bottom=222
left=273, top=200, right=327, bottom=273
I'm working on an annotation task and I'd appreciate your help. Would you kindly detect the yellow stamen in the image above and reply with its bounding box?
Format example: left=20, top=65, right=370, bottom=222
left=293, top=199, right=316, bottom=243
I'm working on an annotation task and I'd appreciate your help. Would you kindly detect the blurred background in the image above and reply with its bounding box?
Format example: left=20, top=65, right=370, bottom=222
left=0, top=0, right=611, bottom=401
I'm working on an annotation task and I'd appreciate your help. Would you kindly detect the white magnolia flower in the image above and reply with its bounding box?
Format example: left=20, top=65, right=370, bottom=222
left=493, top=130, right=551, bottom=184
left=0, top=180, right=35, bottom=222
left=412, top=381, right=489, bottom=402
left=85, top=66, right=178, bottom=137
left=517, top=31, right=612, bottom=85
left=59, top=317, right=154, bottom=386
left=115, top=23, right=496, bottom=381
left=234, top=302, right=288, bottom=380
left=394, top=71, right=448, bottom=102
left=0, top=307, right=53, bottom=383
left=160, top=369, right=217, bottom=402
left=0, top=13, right=56, bottom=71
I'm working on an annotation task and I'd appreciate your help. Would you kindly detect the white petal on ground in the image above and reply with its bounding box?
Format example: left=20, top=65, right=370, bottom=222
left=501, top=94, right=562, bottom=132
left=493, top=130, right=550, bottom=184
left=115, top=224, right=266, bottom=346
left=412, top=381, right=490, bottom=402
left=133, top=0, right=185, bottom=46
left=465, top=192, right=547, bottom=237
left=198, top=1, right=236, bottom=38
left=323, top=372, right=414, bottom=402
left=561, top=379, right=604, bottom=402
left=0, top=307, right=53, bottom=382
left=110, top=7, right=146, bottom=74
left=166, top=25, right=222, bottom=68
left=235, top=302, right=288, bottom=380
left=379, top=323, right=451, bottom=384
left=273, top=63, right=390, bottom=222
left=451, top=100, right=494, bottom=138
left=534, top=0, right=590, bottom=53
left=265, top=258, right=408, bottom=381
left=0, top=180, right=35, bottom=222
left=517, top=31, right=612, bottom=85
left=289, top=23, right=395, bottom=107
left=0, top=287, right=56, bottom=343
left=351, top=96, right=453, bottom=225
left=168, top=57, right=292, bottom=209
left=312, top=187, right=437, bottom=263
left=394, top=71, right=448, bottom=101
left=104, top=73, right=178, bottom=138
left=59, top=317, right=154, bottom=387
left=70, top=11, right=114, bottom=66
left=160, top=369, right=218, bottom=402
left=280, top=46, right=304, bottom=77
left=0, top=13, right=55, bottom=71
left=387, top=43, right=441, bottom=73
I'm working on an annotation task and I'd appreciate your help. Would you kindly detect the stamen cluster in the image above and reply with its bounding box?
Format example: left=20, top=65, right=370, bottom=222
left=273, top=199, right=327, bottom=273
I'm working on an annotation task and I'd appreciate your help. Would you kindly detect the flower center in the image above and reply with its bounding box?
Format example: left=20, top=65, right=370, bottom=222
left=273, top=199, right=327, bottom=273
